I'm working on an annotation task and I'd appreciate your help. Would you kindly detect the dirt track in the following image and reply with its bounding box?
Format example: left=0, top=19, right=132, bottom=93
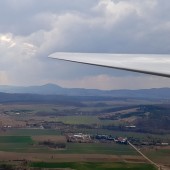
left=128, top=141, right=170, bottom=170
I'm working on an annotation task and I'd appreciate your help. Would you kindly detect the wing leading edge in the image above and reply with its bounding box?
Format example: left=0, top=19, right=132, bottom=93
left=49, top=52, right=170, bottom=78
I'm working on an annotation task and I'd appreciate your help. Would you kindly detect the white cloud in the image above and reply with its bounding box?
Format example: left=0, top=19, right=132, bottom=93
left=0, top=34, right=16, bottom=48
left=0, top=0, right=170, bottom=89
left=94, top=0, right=136, bottom=18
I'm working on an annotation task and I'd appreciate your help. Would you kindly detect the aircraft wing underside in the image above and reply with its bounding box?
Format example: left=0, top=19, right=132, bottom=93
left=49, top=52, right=170, bottom=78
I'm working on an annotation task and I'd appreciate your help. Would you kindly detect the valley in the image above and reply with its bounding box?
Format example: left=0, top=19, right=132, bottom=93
left=0, top=91, right=169, bottom=169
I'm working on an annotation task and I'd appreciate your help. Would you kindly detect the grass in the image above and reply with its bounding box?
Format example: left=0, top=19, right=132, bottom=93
left=0, top=136, right=36, bottom=153
left=30, top=162, right=157, bottom=170
left=0, top=143, right=51, bottom=153
left=0, top=136, right=32, bottom=143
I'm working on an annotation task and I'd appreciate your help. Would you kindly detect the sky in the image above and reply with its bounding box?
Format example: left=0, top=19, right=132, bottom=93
left=0, top=0, right=170, bottom=90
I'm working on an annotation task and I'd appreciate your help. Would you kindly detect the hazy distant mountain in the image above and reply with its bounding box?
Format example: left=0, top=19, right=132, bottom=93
left=0, top=84, right=170, bottom=99
left=0, top=84, right=63, bottom=94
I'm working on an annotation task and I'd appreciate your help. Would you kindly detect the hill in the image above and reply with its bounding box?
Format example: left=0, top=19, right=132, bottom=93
left=0, top=84, right=170, bottom=99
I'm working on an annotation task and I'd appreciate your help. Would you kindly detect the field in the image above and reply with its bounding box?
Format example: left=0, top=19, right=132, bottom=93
left=0, top=129, right=62, bottom=136
left=57, top=115, right=114, bottom=125
left=0, top=136, right=32, bottom=143
left=0, top=127, right=169, bottom=169
left=30, top=162, right=157, bottom=170
left=0, top=132, right=147, bottom=169
left=61, top=143, right=137, bottom=155
left=32, top=135, right=66, bottom=143
left=141, top=146, right=170, bottom=165
left=0, top=100, right=170, bottom=169
left=0, top=135, right=137, bottom=155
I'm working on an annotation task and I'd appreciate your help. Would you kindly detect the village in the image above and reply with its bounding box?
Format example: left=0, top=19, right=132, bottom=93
left=66, top=133, right=128, bottom=144
left=1, top=118, right=169, bottom=147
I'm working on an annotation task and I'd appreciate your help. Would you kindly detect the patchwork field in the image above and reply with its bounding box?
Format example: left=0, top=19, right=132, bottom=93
left=0, top=100, right=169, bottom=169
left=0, top=129, right=169, bottom=169
left=0, top=135, right=137, bottom=155
left=0, top=151, right=145, bottom=163
left=0, top=133, right=148, bottom=169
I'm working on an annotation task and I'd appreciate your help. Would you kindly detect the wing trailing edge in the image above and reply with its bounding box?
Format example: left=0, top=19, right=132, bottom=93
left=49, top=52, right=170, bottom=78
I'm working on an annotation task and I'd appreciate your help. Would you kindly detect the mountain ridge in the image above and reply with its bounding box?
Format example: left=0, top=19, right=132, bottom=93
left=0, top=84, right=170, bottom=99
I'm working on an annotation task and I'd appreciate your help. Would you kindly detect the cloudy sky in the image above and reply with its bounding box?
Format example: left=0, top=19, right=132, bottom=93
left=0, top=0, right=170, bottom=90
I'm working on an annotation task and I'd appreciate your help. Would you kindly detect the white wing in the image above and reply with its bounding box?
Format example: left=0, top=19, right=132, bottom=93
left=49, top=52, right=170, bottom=78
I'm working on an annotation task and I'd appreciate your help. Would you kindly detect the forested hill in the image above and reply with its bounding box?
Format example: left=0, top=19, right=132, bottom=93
left=0, top=84, right=170, bottom=99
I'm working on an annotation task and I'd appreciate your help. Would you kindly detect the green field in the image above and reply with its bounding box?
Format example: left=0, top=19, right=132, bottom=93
left=0, top=143, right=51, bottom=153
left=0, top=135, right=137, bottom=155
left=0, top=136, right=35, bottom=152
left=58, top=143, right=138, bottom=155
left=0, top=136, right=32, bottom=143
left=30, top=162, right=156, bottom=170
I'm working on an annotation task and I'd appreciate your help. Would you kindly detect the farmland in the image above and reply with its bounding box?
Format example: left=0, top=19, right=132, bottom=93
left=0, top=128, right=153, bottom=169
left=30, top=162, right=157, bottom=170
left=0, top=97, right=169, bottom=169
left=57, top=115, right=114, bottom=125
left=0, top=136, right=32, bottom=143
left=141, top=146, right=170, bottom=165
left=0, top=135, right=137, bottom=155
